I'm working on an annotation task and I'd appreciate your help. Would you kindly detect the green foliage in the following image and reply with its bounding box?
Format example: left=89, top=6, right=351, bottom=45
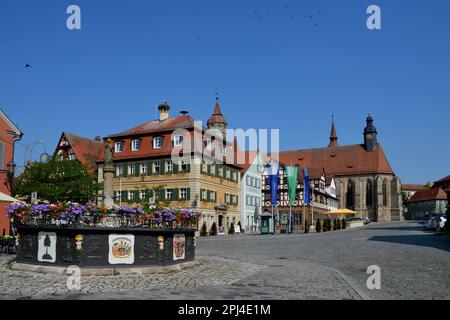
left=210, top=222, right=218, bottom=236
left=200, top=222, right=208, bottom=236
left=13, top=159, right=100, bottom=203
left=336, top=218, right=341, bottom=230
left=424, top=182, right=433, bottom=190
left=401, top=191, right=410, bottom=204
left=315, top=218, right=322, bottom=233
left=229, top=222, right=235, bottom=234
left=333, top=218, right=338, bottom=230
left=342, top=218, right=347, bottom=229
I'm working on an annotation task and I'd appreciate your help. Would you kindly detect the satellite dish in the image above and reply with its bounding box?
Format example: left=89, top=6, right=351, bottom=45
left=40, top=153, right=50, bottom=163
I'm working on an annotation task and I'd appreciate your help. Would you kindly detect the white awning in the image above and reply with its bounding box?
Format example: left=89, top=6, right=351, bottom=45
left=0, top=192, right=18, bottom=202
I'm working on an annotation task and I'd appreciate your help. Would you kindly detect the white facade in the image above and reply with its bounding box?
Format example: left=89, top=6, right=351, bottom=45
left=325, top=178, right=339, bottom=210
left=240, top=152, right=264, bottom=233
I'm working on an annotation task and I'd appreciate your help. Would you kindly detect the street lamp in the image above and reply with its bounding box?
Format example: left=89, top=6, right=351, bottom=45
left=6, top=161, right=16, bottom=190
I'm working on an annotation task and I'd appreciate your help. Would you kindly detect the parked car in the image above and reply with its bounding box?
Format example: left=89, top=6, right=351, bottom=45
left=424, top=214, right=446, bottom=231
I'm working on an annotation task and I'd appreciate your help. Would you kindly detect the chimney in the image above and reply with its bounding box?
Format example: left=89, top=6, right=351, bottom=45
left=157, top=100, right=170, bottom=121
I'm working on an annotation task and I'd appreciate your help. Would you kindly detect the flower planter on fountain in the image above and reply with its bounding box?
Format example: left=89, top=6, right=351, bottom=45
left=8, top=202, right=201, bottom=268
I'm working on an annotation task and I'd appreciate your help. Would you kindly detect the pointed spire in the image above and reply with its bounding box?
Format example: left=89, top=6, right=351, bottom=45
left=208, top=96, right=228, bottom=127
left=328, top=114, right=338, bottom=147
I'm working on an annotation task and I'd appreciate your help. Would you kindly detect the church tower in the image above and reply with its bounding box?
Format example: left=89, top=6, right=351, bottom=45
left=328, top=115, right=339, bottom=147
left=364, top=114, right=378, bottom=152
left=207, top=97, right=228, bottom=141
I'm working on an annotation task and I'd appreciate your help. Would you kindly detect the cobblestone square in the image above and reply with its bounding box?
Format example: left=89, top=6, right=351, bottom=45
left=0, top=221, right=449, bottom=300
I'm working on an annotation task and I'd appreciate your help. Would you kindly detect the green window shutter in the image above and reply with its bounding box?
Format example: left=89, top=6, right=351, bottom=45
left=186, top=164, right=191, bottom=173
left=214, top=191, right=217, bottom=203
left=123, top=164, right=128, bottom=177
left=160, top=161, right=165, bottom=174
left=207, top=164, right=211, bottom=175
left=200, top=164, right=203, bottom=174
left=187, top=188, right=191, bottom=200
left=200, top=189, right=205, bottom=201
left=215, top=165, right=220, bottom=177
left=173, top=188, right=179, bottom=201
left=146, top=162, right=152, bottom=175
left=207, top=190, right=211, bottom=202
left=160, top=189, right=165, bottom=201
left=173, top=162, right=179, bottom=174
left=135, top=164, right=140, bottom=177
left=236, top=195, right=239, bottom=206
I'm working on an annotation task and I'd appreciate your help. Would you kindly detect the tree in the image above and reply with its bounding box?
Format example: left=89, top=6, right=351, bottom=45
left=315, top=218, right=322, bottom=233
left=13, top=159, right=100, bottom=203
left=424, top=182, right=433, bottom=190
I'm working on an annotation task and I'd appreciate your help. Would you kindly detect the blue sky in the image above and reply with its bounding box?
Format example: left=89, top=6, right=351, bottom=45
left=1, top=0, right=449, bottom=183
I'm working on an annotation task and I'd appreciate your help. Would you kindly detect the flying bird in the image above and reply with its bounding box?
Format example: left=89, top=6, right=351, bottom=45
left=25, top=64, right=32, bottom=68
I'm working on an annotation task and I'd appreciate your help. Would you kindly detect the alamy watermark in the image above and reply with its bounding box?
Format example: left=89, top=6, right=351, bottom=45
left=366, top=265, right=381, bottom=290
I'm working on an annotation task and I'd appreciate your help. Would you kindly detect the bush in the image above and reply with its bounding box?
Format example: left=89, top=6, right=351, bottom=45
left=327, top=219, right=332, bottom=231
left=333, top=219, right=337, bottom=230
left=304, top=220, right=310, bottom=233
left=200, top=222, right=208, bottom=236
left=315, top=218, right=322, bottom=233
left=229, top=222, right=235, bottom=234
left=210, top=222, right=218, bottom=236
left=342, top=218, right=347, bottom=229
left=336, top=218, right=341, bottom=230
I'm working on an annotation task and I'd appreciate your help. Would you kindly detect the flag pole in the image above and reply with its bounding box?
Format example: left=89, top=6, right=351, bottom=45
left=271, top=204, right=274, bottom=235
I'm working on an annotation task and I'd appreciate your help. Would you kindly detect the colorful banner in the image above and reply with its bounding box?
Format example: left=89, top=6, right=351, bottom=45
left=265, top=160, right=280, bottom=206
left=303, top=167, right=310, bottom=205
left=286, top=166, right=298, bottom=206
left=173, top=234, right=186, bottom=261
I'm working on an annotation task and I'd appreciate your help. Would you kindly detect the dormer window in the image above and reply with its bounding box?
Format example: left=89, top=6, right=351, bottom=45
left=153, top=137, right=163, bottom=149
left=131, top=139, right=140, bottom=151
left=115, top=141, right=123, bottom=153
left=173, top=135, right=184, bottom=147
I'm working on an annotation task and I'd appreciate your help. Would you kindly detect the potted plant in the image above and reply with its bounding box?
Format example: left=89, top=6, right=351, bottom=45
left=210, top=222, right=218, bottom=236
left=229, top=222, right=235, bottom=234
left=200, top=222, right=208, bottom=236
left=315, top=218, right=322, bottom=233
left=342, top=218, right=347, bottom=229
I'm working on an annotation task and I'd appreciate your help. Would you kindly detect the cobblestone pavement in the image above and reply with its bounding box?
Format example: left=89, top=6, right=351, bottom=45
left=0, top=221, right=449, bottom=300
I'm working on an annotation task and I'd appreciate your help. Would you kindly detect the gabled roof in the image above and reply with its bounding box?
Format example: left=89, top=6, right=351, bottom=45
left=401, top=184, right=424, bottom=191
left=435, top=174, right=450, bottom=184
left=56, top=132, right=103, bottom=174
left=408, top=188, right=448, bottom=203
left=277, top=144, right=394, bottom=178
left=0, top=109, right=23, bottom=138
left=106, top=115, right=196, bottom=138
left=238, top=150, right=259, bottom=174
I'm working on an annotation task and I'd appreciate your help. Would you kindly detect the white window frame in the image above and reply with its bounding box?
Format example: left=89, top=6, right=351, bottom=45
left=131, top=139, right=140, bottom=151
left=140, top=190, right=146, bottom=200
left=173, top=135, right=184, bottom=147
left=129, top=190, right=135, bottom=200
left=154, top=162, right=161, bottom=174
left=165, top=189, right=173, bottom=200
left=140, top=163, right=147, bottom=175
left=153, top=137, right=163, bottom=149
left=115, top=141, right=123, bottom=153
left=179, top=188, right=188, bottom=200
left=129, top=164, right=135, bottom=176
left=166, top=160, right=173, bottom=173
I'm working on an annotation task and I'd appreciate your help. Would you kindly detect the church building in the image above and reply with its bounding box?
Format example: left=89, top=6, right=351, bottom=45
left=278, top=115, right=403, bottom=222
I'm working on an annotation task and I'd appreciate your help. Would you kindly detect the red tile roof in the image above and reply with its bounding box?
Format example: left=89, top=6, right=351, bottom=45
left=401, top=184, right=425, bottom=191
left=106, top=115, right=195, bottom=138
left=408, top=188, right=448, bottom=203
left=61, top=132, right=103, bottom=174
left=435, top=174, right=450, bottom=184
left=277, top=144, right=394, bottom=178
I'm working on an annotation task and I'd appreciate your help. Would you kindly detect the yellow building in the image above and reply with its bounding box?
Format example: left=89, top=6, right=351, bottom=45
left=96, top=99, right=241, bottom=234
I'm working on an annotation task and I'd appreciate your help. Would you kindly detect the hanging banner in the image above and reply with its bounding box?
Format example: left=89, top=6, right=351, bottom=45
left=286, top=166, right=298, bottom=206
left=265, top=160, right=280, bottom=206
left=303, top=167, right=310, bottom=205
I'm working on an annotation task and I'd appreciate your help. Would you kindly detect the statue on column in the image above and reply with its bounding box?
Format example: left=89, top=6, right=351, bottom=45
left=103, top=138, right=115, bottom=208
